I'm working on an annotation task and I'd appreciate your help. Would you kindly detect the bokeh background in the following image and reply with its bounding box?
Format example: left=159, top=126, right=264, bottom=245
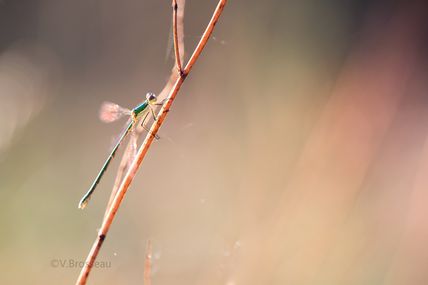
left=1, top=0, right=428, bottom=284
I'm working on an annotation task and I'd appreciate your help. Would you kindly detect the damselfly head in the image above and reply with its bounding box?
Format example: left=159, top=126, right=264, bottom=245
left=146, top=92, right=157, bottom=104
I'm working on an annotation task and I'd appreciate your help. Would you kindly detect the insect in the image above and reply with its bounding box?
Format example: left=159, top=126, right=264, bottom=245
left=78, top=92, right=163, bottom=209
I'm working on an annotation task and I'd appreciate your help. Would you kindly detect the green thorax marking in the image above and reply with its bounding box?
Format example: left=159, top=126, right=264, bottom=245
left=132, top=100, right=149, bottom=117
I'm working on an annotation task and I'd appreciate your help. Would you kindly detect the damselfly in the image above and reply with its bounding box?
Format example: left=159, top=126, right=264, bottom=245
left=78, top=92, right=163, bottom=209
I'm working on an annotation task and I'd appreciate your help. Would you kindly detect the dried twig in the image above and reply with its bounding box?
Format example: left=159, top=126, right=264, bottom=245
left=76, top=0, right=227, bottom=284
left=158, top=0, right=185, bottom=102
left=182, top=1, right=225, bottom=75
left=103, top=0, right=186, bottom=219
left=172, top=0, right=183, bottom=73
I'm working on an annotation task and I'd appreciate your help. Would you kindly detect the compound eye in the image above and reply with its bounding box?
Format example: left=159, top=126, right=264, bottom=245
left=146, top=92, right=157, bottom=102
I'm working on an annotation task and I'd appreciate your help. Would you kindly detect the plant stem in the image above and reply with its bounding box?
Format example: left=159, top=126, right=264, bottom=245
left=75, top=0, right=227, bottom=284
left=172, top=0, right=183, bottom=74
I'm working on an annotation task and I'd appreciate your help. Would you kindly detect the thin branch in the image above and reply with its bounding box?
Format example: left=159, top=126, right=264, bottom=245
left=176, top=0, right=185, bottom=66
left=184, top=0, right=226, bottom=75
left=158, top=0, right=185, bottom=102
left=172, top=0, right=183, bottom=73
left=76, top=0, right=227, bottom=284
left=103, top=0, right=186, bottom=219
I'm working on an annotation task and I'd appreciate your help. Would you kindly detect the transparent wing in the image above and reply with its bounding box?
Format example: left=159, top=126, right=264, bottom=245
left=99, top=101, right=131, bottom=123
left=126, top=128, right=138, bottom=168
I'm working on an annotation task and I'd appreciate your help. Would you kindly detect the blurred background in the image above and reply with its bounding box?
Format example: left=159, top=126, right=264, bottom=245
left=1, top=0, right=428, bottom=284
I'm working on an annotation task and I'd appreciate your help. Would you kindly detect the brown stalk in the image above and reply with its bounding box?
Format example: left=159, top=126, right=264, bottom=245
left=103, top=0, right=186, bottom=219
left=76, top=0, right=227, bottom=284
left=172, top=0, right=183, bottom=73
